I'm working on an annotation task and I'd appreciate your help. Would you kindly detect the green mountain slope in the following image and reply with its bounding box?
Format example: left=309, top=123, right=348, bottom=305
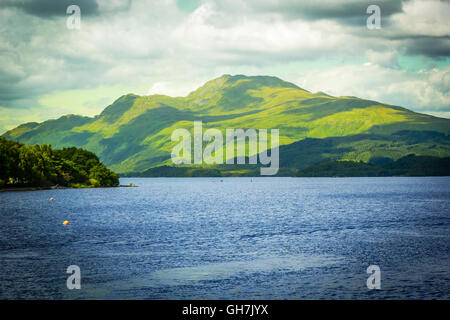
left=3, top=74, right=450, bottom=174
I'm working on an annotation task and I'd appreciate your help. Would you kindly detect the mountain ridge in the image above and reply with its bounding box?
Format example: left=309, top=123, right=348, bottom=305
left=3, top=74, right=450, bottom=174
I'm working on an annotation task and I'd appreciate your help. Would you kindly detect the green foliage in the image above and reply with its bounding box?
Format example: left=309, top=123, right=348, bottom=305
left=382, top=154, right=450, bottom=176
left=134, top=165, right=223, bottom=177
left=296, top=160, right=385, bottom=177
left=89, top=164, right=119, bottom=187
left=0, top=137, right=119, bottom=188
left=296, top=155, right=450, bottom=177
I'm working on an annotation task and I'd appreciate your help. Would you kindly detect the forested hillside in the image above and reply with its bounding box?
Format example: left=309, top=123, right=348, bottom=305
left=0, top=137, right=119, bottom=188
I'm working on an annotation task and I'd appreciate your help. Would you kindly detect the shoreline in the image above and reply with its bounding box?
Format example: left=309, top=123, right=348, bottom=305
left=0, top=185, right=136, bottom=193
left=0, top=186, right=65, bottom=193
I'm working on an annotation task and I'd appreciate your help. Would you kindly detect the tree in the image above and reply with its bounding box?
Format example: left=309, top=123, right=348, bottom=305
left=0, top=137, right=119, bottom=188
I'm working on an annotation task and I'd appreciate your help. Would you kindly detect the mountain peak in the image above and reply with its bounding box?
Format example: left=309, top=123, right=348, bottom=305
left=188, top=74, right=305, bottom=100
left=99, top=94, right=139, bottom=123
left=215, top=74, right=302, bottom=89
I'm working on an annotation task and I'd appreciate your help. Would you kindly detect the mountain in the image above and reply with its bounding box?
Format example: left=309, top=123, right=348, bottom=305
left=3, top=74, right=450, bottom=175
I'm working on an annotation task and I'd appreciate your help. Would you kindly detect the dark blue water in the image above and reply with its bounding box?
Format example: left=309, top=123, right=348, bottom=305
left=0, top=177, right=449, bottom=299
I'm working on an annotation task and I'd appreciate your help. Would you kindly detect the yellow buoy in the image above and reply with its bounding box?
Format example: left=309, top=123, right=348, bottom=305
left=63, top=221, right=69, bottom=225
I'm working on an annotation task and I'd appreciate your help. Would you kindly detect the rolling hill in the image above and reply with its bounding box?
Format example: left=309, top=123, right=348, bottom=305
left=3, top=74, right=450, bottom=175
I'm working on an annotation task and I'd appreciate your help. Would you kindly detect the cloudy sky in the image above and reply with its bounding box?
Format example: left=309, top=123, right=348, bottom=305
left=0, top=0, right=449, bottom=133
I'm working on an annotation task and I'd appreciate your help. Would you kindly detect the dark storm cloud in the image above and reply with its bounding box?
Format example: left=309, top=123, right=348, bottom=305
left=266, top=0, right=448, bottom=59
left=403, top=37, right=450, bottom=58
left=249, top=0, right=406, bottom=25
left=1, top=0, right=100, bottom=17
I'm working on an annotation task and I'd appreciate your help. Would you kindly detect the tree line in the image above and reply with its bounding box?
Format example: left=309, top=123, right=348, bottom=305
left=0, top=137, right=119, bottom=188
left=296, top=155, right=450, bottom=177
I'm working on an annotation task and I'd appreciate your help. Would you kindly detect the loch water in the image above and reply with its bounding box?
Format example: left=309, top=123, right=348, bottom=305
left=0, top=177, right=449, bottom=299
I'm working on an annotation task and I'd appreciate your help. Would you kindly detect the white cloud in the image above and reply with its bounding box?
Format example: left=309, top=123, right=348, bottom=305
left=299, top=64, right=450, bottom=113
left=389, top=0, right=450, bottom=37
left=0, top=0, right=449, bottom=133
left=147, top=81, right=199, bottom=97
left=173, top=2, right=358, bottom=65
left=365, top=49, right=399, bottom=69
